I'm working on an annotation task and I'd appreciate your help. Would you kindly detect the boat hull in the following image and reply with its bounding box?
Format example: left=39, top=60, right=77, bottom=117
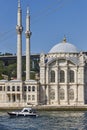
left=8, top=112, right=38, bottom=117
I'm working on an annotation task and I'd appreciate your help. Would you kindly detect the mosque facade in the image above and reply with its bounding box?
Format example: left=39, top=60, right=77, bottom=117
left=0, top=0, right=87, bottom=108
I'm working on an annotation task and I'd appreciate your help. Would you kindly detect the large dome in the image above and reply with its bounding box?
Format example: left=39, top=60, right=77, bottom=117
left=49, top=38, right=78, bottom=53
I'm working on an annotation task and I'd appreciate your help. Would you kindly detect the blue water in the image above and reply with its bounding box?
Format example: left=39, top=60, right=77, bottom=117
left=0, top=111, right=87, bottom=130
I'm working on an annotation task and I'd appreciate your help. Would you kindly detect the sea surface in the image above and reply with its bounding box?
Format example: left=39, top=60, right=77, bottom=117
left=0, top=111, right=87, bottom=130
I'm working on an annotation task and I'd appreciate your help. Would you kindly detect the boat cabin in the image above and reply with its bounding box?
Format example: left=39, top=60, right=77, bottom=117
left=21, top=108, right=34, bottom=113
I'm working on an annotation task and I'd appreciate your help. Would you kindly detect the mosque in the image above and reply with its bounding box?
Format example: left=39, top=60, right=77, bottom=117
left=0, top=0, right=87, bottom=108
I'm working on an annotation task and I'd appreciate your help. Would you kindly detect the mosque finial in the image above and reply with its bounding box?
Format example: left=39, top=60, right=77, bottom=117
left=62, top=36, right=67, bottom=43
left=27, top=7, right=29, bottom=14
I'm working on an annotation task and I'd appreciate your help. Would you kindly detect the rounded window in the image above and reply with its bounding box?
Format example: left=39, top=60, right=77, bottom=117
left=60, top=70, right=65, bottom=83
left=32, top=86, right=35, bottom=91
left=17, top=86, right=20, bottom=91
left=7, top=86, right=10, bottom=91
left=12, top=86, right=15, bottom=91
left=28, top=86, right=31, bottom=91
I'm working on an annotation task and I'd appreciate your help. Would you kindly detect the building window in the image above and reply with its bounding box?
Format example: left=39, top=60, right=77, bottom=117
left=32, top=86, right=35, bottom=92
left=32, top=95, right=35, bottom=100
left=60, top=70, right=65, bottom=83
left=0, top=86, right=2, bottom=91
left=7, top=86, right=10, bottom=91
left=59, top=89, right=65, bottom=100
left=12, top=86, right=15, bottom=91
left=17, top=86, right=20, bottom=91
left=28, top=86, right=31, bottom=91
left=24, top=86, right=27, bottom=92
left=24, top=94, right=26, bottom=100
left=28, top=95, right=31, bottom=100
left=69, top=89, right=74, bottom=100
left=69, top=70, right=74, bottom=83
left=50, top=89, right=55, bottom=100
left=12, top=94, right=15, bottom=102
left=50, top=70, right=55, bottom=82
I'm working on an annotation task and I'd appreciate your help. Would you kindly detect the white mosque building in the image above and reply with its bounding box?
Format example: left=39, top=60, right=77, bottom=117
left=0, top=0, right=87, bottom=108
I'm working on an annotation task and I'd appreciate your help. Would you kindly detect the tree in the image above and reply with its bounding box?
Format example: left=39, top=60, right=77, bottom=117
left=0, top=60, right=4, bottom=79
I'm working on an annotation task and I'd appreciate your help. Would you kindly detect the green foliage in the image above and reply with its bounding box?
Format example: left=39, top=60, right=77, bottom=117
left=0, top=60, right=4, bottom=74
left=30, top=71, right=35, bottom=79
left=0, top=60, right=17, bottom=80
left=7, top=63, right=17, bottom=79
left=30, top=59, right=39, bottom=72
left=0, top=55, right=39, bottom=80
left=0, top=74, right=3, bottom=80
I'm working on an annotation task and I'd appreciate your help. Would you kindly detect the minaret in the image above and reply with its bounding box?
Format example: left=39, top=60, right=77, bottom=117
left=25, top=7, right=31, bottom=81
left=16, top=0, right=23, bottom=80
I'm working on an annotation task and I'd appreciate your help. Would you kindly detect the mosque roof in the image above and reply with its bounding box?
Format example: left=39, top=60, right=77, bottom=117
left=49, top=38, right=78, bottom=53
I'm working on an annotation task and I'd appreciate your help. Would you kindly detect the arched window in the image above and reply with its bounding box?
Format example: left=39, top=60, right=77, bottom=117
left=60, top=70, right=65, bottom=83
left=24, top=86, right=27, bottom=92
left=69, top=70, right=74, bottom=83
left=50, top=70, right=55, bottom=82
left=17, top=86, right=20, bottom=91
left=7, top=86, right=10, bottom=91
left=0, top=86, right=2, bottom=91
left=28, top=86, right=31, bottom=91
left=32, top=86, right=35, bottom=91
left=69, top=89, right=74, bottom=100
left=12, top=86, right=15, bottom=91
left=59, top=89, right=65, bottom=100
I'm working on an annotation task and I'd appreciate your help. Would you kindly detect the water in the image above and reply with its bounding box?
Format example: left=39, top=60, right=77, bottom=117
left=0, top=111, right=87, bottom=130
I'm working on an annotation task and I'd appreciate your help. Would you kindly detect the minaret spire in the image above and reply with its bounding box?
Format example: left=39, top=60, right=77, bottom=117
left=27, top=6, right=29, bottom=15
left=16, top=0, right=23, bottom=80
left=18, top=0, right=21, bottom=8
left=26, top=7, right=30, bottom=31
left=17, top=0, right=22, bottom=26
left=25, top=7, right=32, bottom=81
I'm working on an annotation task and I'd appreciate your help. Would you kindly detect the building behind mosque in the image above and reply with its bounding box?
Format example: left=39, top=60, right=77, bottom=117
left=0, top=0, right=87, bottom=108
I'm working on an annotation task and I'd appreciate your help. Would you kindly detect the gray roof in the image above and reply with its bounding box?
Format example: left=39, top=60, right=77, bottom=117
left=49, top=42, right=78, bottom=53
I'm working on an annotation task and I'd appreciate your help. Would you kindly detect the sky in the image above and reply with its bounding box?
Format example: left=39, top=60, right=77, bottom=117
left=0, top=0, right=87, bottom=55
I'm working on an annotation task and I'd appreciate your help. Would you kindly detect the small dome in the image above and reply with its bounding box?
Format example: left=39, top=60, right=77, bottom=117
left=49, top=38, right=78, bottom=53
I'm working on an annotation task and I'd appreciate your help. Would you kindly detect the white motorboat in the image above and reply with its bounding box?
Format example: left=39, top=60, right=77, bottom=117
left=7, top=107, right=38, bottom=117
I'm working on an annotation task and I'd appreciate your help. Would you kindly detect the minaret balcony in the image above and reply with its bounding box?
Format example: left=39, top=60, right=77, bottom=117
left=25, top=31, right=32, bottom=38
left=16, top=25, right=23, bottom=34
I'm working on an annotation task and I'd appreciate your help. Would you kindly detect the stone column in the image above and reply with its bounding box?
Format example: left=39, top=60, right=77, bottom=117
left=46, top=85, right=50, bottom=105
left=65, top=65, right=69, bottom=104
left=57, top=64, right=60, bottom=104
left=11, top=94, right=12, bottom=102
left=55, top=66, right=59, bottom=104
left=75, top=68, right=78, bottom=105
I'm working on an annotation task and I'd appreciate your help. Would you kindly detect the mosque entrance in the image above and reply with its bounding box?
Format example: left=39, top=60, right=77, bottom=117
left=7, top=94, right=10, bottom=102
left=12, top=94, right=15, bottom=102
left=17, top=94, right=20, bottom=102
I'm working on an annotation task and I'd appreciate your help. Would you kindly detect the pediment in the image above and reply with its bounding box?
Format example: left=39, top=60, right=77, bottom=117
left=46, top=57, right=78, bottom=67
left=68, top=60, right=75, bottom=66
left=66, top=57, right=78, bottom=65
